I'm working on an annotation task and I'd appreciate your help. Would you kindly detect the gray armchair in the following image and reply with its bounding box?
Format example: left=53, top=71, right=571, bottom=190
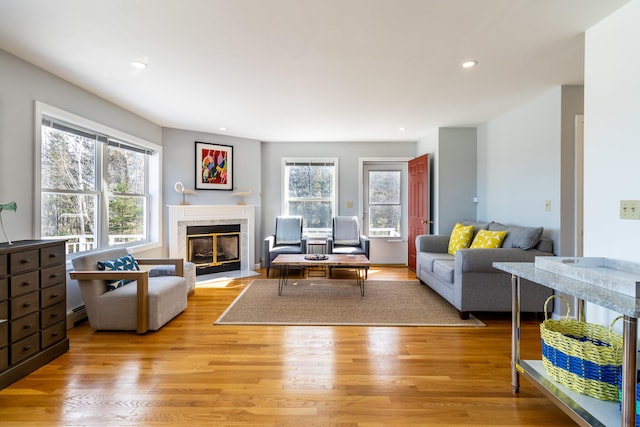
left=263, top=215, right=308, bottom=277
left=327, top=216, right=370, bottom=277
left=70, top=248, right=188, bottom=333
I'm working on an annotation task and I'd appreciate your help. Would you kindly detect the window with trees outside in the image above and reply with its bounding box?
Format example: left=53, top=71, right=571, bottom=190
left=36, top=102, right=162, bottom=255
left=282, top=158, right=338, bottom=236
left=368, top=170, right=402, bottom=237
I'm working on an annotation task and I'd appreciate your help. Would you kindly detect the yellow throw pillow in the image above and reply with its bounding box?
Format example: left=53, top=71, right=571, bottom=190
left=448, top=223, right=474, bottom=255
left=470, top=229, right=507, bottom=249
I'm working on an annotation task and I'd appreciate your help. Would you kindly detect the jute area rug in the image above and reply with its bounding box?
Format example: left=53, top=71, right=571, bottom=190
left=215, top=279, right=485, bottom=326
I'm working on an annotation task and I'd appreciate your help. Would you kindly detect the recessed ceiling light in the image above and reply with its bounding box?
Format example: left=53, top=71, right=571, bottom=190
left=398, top=127, right=406, bottom=132
left=462, top=60, right=478, bottom=69
left=219, top=127, right=227, bottom=131
left=129, top=61, right=148, bottom=69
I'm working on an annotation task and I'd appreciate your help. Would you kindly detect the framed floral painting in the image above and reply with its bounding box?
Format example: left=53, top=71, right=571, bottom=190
left=195, top=142, right=233, bottom=190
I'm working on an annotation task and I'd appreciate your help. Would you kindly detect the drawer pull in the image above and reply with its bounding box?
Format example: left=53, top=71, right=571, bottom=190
left=23, top=344, right=32, bottom=351
left=51, top=332, right=59, bottom=337
left=51, top=313, right=59, bottom=318
left=20, top=258, right=31, bottom=264
left=21, top=281, right=32, bottom=287
left=49, top=274, right=58, bottom=279
left=23, top=324, right=32, bottom=330
left=51, top=294, right=59, bottom=298
left=49, top=254, right=56, bottom=258
left=22, top=302, right=31, bottom=308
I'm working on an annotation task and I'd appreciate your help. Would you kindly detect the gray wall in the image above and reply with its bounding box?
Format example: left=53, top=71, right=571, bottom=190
left=161, top=127, right=262, bottom=261
left=437, top=128, right=478, bottom=235
left=0, top=50, right=162, bottom=242
left=476, top=85, right=583, bottom=255
left=416, top=127, right=477, bottom=235
left=260, top=140, right=416, bottom=263
left=582, top=0, right=640, bottom=327
left=0, top=49, right=163, bottom=313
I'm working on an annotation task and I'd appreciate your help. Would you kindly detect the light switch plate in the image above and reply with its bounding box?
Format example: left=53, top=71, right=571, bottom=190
left=620, top=200, right=640, bottom=220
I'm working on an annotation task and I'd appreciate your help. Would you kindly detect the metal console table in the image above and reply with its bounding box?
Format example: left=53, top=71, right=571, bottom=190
left=494, top=261, right=639, bottom=427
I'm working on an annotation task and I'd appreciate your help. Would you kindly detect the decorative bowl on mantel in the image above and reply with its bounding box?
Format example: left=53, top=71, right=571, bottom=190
left=535, top=256, right=640, bottom=297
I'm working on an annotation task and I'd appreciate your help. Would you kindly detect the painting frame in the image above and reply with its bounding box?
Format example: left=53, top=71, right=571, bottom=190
left=195, top=141, right=233, bottom=190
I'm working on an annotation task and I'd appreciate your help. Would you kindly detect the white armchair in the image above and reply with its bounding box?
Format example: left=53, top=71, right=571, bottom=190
left=70, top=248, right=188, bottom=334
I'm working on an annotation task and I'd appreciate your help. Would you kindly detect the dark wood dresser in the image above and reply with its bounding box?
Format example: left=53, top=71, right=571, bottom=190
left=0, top=239, right=69, bottom=389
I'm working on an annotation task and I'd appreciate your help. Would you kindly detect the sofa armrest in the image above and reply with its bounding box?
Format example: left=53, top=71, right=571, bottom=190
left=70, top=270, right=150, bottom=333
left=416, top=234, right=449, bottom=254
left=360, top=235, right=370, bottom=258
left=137, top=258, right=184, bottom=277
left=456, top=248, right=554, bottom=274
left=263, top=235, right=276, bottom=268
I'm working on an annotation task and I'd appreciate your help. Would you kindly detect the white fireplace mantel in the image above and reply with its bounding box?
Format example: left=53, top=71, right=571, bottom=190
left=167, top=205, right=257, bottom=271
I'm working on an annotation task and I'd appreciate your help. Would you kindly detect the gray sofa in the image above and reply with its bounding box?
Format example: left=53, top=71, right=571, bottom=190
left=415, top=221, right=555, bottom=318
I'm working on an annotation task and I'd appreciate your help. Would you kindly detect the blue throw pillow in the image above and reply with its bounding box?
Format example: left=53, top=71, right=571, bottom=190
left=97, top=254, right=141, bottom=291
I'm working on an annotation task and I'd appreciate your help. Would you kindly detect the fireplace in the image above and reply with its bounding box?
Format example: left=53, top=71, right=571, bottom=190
left=186, top=224, right=241, bottom=275
left=168, top=205, right=257, bottom=275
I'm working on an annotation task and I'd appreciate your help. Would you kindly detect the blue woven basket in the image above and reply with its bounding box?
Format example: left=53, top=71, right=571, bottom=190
left=540, top=296, right=623, bottom=401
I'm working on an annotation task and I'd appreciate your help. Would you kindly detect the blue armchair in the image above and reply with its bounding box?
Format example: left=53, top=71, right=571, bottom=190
left=326, top=216, right=370, bottom=277
left=263, top=216, right=308, bottom=277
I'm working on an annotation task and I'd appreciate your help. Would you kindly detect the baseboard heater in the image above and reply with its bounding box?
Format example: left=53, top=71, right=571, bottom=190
left=67, top=304, right=88, bottom=329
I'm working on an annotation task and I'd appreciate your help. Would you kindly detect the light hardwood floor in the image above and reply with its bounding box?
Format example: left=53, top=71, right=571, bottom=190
left=0, top=266, right=576, bottom=426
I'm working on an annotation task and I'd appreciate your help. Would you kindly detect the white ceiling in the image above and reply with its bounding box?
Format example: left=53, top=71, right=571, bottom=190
left=0, top=0, right=630, bottom=142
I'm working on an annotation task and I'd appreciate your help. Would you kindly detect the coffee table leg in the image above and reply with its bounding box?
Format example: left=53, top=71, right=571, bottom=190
left=356, top=267, right=366, bottom=296
left=278, top=266, right=289, bottom=295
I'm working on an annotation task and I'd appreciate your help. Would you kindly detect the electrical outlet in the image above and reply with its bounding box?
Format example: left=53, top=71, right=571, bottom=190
left=620, top=200, right=640, bottom=220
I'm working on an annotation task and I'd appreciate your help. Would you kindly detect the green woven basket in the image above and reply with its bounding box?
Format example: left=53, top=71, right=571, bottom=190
left=540, top=295, right=623, bottom=401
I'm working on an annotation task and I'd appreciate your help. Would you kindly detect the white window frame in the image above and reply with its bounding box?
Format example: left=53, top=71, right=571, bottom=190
left=34, top=101, right=163, bottom=258
left=282, top=157, right=339, bottom=237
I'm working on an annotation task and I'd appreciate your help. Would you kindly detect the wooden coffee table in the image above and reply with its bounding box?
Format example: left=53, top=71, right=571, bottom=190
left=272, top=254, right=371, bottom=296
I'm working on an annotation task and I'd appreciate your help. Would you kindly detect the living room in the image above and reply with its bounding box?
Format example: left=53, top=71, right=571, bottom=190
left=1, top=0, right=640, bottom=424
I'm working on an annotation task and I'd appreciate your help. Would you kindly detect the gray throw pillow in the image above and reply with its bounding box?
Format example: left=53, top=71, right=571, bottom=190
left=489, top=222, right=543, bottom=249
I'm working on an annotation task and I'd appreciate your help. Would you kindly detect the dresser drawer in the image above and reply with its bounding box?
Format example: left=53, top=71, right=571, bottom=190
left=40, top=244, right=65, bottom=268
left=41, top=302, right=65, bottom=329
left=0, top=301, right=7, bottom=320
left=11, top=292, right=39, bottom=320
left=11, top=311, right=39, bottom=343
left=0, top=278, right=6, bottom=300
left=0, top=254, right=6, bottom=276
left=41, top=265, right=66, bottom=289
left=41, top=321, right=65, bottom=349
left=0, top=347, right=7, bottom=372
left=9, top=249, right=39, bottom=275
left=0, top=320, right=7, bottom=347
left=41, top=283, right=65, bottom=309
left=10, top=271, right=39, bottom=297
left=11, top=333, right=39, bottom=365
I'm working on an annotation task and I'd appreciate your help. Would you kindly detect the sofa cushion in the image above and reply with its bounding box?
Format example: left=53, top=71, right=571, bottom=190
left=268, top=244, right=304, bottom=261
left=448, top=223, right=474, bottom=255
left=488, top=223, right=543, bottom=250
left=433, top=259, right=455, bottom=284
left=97, top=253, right=141, bottom=291
left=461, top=220, right=491, bottom=238
left=470, top=229, right=507, bottom=249
left=419, top=252, right=454, bottom=272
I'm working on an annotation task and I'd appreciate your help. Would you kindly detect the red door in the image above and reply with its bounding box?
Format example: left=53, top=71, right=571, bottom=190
left=408, top=154, right=430, bottom=271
